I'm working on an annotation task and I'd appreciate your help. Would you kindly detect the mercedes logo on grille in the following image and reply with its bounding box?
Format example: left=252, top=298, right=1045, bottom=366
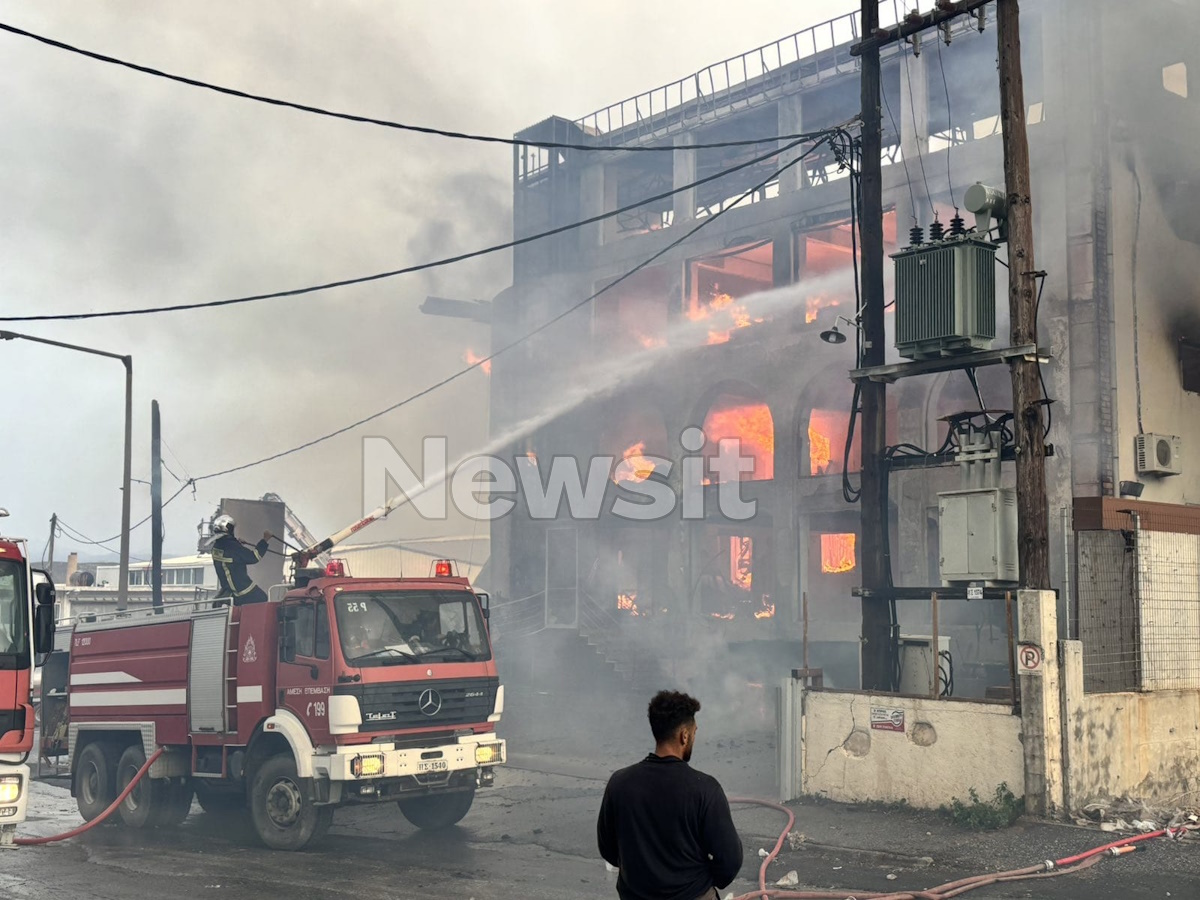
left=418, top=688, right=443, bottom=717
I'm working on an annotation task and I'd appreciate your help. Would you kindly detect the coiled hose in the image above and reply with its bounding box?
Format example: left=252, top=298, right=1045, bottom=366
left=727, top=796, right=1180, bottom=900
left=15, top=747, right=164, bottom=846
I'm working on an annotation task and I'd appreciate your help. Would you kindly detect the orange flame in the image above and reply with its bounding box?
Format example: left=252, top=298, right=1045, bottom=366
left=465, top=350, right=492, bottom=375
left=821, top=533, right=857, bottom=574
left=639, top=334, right=667, bottom=349
left=809, top=409, right=853, bottom=476
left=524, top=450, right=538, bottom=466
left=705, top=403, right=775, bottom=481
left=805, top=295, right=841, bottom=324
left=754, top=603, right=776, bottom=620
left=710, top=612, right=736, bottom=621
left=808, top=423, right=833, bottom=475
left=730, top=536, right=753, bottom=591
left=617, top=592, right=640, bottom=616
left=688, top=292, right=763, bottom=345
left=614, top=441, right=656, bottom=484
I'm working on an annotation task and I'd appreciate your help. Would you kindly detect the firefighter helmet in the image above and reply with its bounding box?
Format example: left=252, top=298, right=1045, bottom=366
left=212, top=514, right=235, bottom=536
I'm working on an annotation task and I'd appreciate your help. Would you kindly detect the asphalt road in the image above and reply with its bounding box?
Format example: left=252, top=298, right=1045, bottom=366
left=4, top=751, right=1198, bottom=900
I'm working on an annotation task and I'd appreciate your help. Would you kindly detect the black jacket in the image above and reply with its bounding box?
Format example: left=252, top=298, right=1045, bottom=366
left=597, top=754, right=743, bottom=900
left=211, top=534, right=269, bottom=600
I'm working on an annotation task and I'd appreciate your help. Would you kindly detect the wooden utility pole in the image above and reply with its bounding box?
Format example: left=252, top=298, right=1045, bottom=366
left=858, top=0, right=892, bottom=691
left=997, top=0, right=1050, bottom=589
left=151, top=400, right=164, bottom=608
left=46, top=513, right=57, bottom=579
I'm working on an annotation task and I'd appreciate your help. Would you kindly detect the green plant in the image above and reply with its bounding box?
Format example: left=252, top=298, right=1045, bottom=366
left=945, top=783, right=1023, bottom=831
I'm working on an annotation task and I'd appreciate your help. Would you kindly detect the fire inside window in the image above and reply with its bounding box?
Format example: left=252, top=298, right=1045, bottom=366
left=686, top=242, right=773, bottom=345
left=704, top=396, right=775, bottom=482
left=613, top=441, right=656, bottom=485
left=808, top=409, right=857, bottom=476
left=729, top=536, right=753, bottom=591
left=820, top=533, right=857, bottom=574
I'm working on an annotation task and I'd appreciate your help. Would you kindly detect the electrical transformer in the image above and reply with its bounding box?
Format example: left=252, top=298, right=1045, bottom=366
left=892, top=232, right=999, bottom=360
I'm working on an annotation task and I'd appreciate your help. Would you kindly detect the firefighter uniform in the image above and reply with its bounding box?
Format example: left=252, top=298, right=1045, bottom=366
left=211, top=534, right=270, bottom=605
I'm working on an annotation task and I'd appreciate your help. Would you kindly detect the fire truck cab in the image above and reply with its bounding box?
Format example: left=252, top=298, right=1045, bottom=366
left=0, top=524, right=57, bottom=844
left=64, top=565, right=505, bottom=850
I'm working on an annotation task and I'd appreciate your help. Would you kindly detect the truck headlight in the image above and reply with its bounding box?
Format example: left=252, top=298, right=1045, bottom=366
left=0, top=775, right=22, bottom=804
left=351, top=754, right=385, bottom=778
left=474, top=743, right=503, bottom=765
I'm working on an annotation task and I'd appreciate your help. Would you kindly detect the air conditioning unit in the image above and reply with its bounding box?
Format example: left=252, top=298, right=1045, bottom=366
left=938, top=488, right=1019, bottom=585
left=892, top=235, right=998, bottom=360
left=1135, top=433, right=1183, bottom=476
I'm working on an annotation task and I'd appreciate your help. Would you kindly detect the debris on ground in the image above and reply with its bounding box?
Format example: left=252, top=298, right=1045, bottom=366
left=775, top=870, right=799, bottom=886
left=786, top=830, right=806, bottom=850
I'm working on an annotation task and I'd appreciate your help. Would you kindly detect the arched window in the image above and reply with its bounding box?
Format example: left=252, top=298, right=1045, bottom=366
left=701, top=389, right=775, bottom=482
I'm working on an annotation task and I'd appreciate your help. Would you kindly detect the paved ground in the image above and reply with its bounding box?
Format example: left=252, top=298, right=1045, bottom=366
left=3, top=692, right=1197, bottom=899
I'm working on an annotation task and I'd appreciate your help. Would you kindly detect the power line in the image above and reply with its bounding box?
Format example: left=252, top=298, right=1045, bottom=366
left=934, top=36, right=958, bottom=212
left=55, top=518, right=148, bottom=562
left=0, top=128, right=851, bottom=323
left=901, top=44, right=937, bottom=220
left=0, top=20, right=823, bottom=154
left=194, top=133, right=847, bottom=482
left=57, top=481, right=193, bottom=550
left=880, top=65, right=919, bottom=225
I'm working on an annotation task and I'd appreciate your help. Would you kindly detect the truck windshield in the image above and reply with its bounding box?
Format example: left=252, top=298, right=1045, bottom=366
left=0, top=559, right=30, bottom=667
left=334, top=590, right=491, bottom=667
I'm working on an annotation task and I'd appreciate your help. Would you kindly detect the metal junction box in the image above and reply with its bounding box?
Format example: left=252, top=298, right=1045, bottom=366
left=892, top=236, right=998, bottom=360
left=938, top=488, right=1018, bottom=585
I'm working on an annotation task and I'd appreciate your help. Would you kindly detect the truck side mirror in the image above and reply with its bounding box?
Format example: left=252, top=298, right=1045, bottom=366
left=280, top=620, right=297, bottom=664
left=35, top=580, right=56, bottom=607
left=475, top=592, right=490, bottom=621
left=34, top=605, right=55, bottom=655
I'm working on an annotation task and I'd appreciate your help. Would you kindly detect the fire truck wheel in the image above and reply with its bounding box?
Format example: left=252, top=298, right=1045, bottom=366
left=115, top=744, right=172, bottom=829
left=74, top=741, right=120, bottom=823
left=397, top=787, right=476, bottom=830
left=157, top=780, right=195, bottom=827
left=249, top=754, right=334, bottom=851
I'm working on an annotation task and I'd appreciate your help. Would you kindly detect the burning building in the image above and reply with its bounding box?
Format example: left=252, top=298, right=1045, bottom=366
left=486, top=1, right=1200, bottom=699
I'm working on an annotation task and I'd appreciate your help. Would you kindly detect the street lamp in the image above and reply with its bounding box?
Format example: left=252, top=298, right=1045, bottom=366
left=0, top=330, right=134, bottom=610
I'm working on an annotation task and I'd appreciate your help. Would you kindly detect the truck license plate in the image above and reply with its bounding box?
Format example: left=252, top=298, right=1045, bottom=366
left=417, top=760, right=448, bottom=773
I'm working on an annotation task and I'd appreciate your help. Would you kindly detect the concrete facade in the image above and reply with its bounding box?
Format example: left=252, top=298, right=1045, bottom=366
left=1061, top=641, right=1200, bottom=812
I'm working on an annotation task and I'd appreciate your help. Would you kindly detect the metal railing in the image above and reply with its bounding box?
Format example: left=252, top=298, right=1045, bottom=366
left=490, top=590, right=547, bottom=639
left=573, top=1, right=913, bottom=145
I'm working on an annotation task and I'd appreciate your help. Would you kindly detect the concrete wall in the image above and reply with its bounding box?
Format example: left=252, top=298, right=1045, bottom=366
left=1061, top=642, right=1200, bottom=810
left=796, top=689, right=1023, bottom=809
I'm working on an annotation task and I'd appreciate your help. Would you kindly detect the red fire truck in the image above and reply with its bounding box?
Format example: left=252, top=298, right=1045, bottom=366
left=0, top=517, right=57, bottom=844
left=62, top=557, right=505, bottom=850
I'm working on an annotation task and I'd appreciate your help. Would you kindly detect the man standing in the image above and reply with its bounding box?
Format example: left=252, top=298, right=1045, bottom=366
left=597, top=690, right=743, bottom=900
left=207, top=514, right=273, bottom=606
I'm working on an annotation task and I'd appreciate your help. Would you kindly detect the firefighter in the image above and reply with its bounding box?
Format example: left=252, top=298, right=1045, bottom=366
left=596, top=690, right=743, bottom=900
left=207, top=514, right=273, bottom=606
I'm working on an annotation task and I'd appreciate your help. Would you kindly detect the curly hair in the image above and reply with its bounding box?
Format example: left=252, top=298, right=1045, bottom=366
left=647, top=690, right=701, bottom=743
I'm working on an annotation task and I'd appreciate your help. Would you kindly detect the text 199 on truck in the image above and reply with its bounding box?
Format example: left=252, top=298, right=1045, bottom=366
left=58, top=559, right=505, bottom=850
left=0, top=530, right=57, bottom=845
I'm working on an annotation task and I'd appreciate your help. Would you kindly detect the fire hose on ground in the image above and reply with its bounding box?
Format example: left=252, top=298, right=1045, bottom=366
left=14, top=747, right=164, bottom=846
left=726, top=796, right=1187, bottom=900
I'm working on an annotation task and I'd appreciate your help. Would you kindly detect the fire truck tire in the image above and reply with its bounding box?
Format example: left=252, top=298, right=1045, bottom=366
left=397, top=787, right=476, bottom=830
left=157, top=780, right=195, bottom=827
left=249, top=754, right=334, bottom=851
left=74, top=741, right=120, bottom=823
left=193, top=780, right=247, bottom=815
left=115, top=744, right=173, bottom=829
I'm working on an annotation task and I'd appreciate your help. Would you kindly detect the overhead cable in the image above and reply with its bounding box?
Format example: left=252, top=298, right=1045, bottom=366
left=193, top=133, right=847, bottom=481
left=0, top=21, right=829, bottom=153
left=0, top=127, right=852, bottom=323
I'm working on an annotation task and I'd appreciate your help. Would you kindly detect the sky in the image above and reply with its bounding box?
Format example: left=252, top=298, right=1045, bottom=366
left=0, top=0, right=861, bottom=564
